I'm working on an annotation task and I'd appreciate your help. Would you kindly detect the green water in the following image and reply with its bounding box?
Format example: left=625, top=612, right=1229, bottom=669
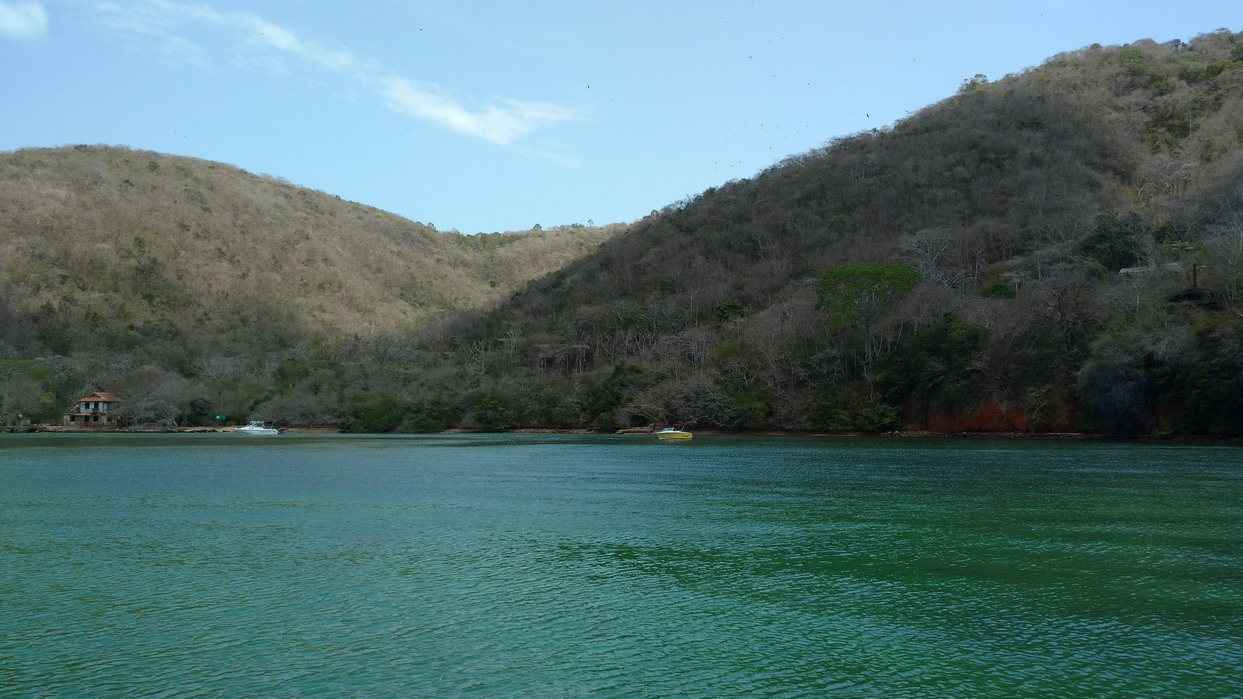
left=1, top=434, right=1240, bottom=697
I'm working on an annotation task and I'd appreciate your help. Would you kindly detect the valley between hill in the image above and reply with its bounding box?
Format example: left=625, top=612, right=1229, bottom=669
left=3, top=30, right=1242, bottom=436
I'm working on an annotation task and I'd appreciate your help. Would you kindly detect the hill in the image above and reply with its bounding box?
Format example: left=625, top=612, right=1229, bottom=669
left=3, top=31, right=1242, bottom=435
left=410, top=30, right=1243, bottom=436
left=0, top=146, right=622, bottom=424
left=0, top=146, right=621, bottom=356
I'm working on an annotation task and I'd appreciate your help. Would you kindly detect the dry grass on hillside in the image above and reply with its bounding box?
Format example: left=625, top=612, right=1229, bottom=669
left=0, top=145, right=624, bottom=355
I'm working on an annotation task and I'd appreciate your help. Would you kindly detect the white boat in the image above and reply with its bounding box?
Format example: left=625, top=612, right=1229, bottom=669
left=234, top=420, right=279, bottom=435
left=656, top=424, right=692, bottom=440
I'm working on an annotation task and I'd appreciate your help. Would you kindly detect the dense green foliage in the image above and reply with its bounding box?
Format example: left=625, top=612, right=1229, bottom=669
left=815, top=263, right=921, bottom=330
left=3, top=31, right=1242, bottom=435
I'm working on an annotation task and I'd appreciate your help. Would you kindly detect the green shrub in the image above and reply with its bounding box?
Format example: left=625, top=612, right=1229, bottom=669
left=810, top=383, right=900, bottom=433
left=403, top=413, right=448, bottom=433
left=349, top=395, right=407, bottom=433
left=980, top=282, right=1017, bottom=299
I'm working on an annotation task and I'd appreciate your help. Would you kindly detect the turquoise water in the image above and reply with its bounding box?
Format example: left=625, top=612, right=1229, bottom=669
left=2, top=434, right=1240, bottom=697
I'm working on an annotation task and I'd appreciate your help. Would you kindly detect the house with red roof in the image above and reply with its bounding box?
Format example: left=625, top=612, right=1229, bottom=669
left=64, top=392, right=123, bottom=429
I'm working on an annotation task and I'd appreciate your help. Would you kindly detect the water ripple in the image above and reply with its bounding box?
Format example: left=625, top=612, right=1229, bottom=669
left=2, top=435, right=1241, bottom=696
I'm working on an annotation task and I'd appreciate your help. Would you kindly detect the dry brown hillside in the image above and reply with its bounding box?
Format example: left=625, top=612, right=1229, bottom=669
left=0, top=145, right=623, bottom=359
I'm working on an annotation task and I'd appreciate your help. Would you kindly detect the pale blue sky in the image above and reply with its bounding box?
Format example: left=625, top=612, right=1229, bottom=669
left=1, top=1, right=1238, bottom=233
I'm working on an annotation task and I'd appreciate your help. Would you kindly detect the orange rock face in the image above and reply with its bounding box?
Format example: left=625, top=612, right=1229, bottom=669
left=921, top=395, right=1077, bottom=433
left=926, top=396, right=1026, bottom=433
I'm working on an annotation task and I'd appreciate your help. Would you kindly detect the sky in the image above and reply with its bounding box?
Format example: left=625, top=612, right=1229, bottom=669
left=1, top=1, right=1239, bottom=234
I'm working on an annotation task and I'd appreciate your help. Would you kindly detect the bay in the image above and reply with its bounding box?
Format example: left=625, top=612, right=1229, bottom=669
left=2, top=434, right=1241, bottom=697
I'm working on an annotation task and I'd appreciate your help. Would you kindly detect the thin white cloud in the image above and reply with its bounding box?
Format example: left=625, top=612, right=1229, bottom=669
left=92, top=0, right=582, bottom=152
left=0, top=0, right=49, bottom=40
left=94, top=0, right=211, bottom=66
left=232, top=13, right=356, bottom=72
left=380, top=77, right=580, bottom=146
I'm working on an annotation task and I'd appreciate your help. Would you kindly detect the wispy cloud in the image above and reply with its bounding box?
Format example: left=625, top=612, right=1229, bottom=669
left=94, top=0, right=211, bottom=66
left=0, top=0, right=49, bottom=40
left=92, top=0, right=582, bottom=152
left=380, top=78, right=580, bottom=147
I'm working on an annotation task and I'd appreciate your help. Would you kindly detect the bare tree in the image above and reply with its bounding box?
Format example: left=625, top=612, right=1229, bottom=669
left=0, top=365, right=50, bottom=425
left=621, top=375, right=737, bottom=428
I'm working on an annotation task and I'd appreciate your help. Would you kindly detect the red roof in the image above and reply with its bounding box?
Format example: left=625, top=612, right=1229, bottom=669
left=78, top=392, right=122, bottom=403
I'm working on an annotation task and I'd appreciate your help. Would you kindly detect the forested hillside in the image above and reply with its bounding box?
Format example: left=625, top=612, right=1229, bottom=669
left=0, top=147, right=622, bottom=425
left=3, top=31, right=1242, bottom=435
left=411, top=31, right=1243, bottom=436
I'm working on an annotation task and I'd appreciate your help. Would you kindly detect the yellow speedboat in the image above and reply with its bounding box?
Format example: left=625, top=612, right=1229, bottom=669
left=656, top=424, right=692, bottom=440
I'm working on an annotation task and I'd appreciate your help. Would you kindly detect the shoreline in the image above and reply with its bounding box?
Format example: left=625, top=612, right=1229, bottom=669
left=3, top=424, right=1240, bottom=444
